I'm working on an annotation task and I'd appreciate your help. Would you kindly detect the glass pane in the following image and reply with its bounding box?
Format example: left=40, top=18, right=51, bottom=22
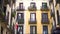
left=18, top=27, right=20, bottom=31
left=31, top=4, right=34, bottom=7
left=21, top=13, right=24, bottom=18
left=20, top=32, right=22, bottom=34
left=19, top=3, right=23, bottom=9
left=43, top=26, right=48, bottom=34
left=30, top=2, right=35, bottom=7
left=18, top=26, right=23, bottom=34
left=18, top=14, right=21, bottom=19
left=21, top=4, right=23, bottom=9
left=33, top=27, right=35, bottom=34
left=42, top=13, right=48, bottom=21
left=42, top=3, right=47, bottom=8
left=30, top=26, right=33, bottom=34
left=31, top=14, right=35, bottom=21
left=17, top=13, right=24, bottom=20
left=30, top=26, right=36, bottom=34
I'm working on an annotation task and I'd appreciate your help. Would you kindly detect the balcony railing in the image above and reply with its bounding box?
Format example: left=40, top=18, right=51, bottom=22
left=29, top=19, right=37, bottom=24
left=16, top=6, right=25, bottom=11
left=41, top=19, right=49, bottom=24
left=40, top=6, right=49, bottom=11
left=28, top=6, right=37, bottom=11
left=18, top=18, right=24, bottom=24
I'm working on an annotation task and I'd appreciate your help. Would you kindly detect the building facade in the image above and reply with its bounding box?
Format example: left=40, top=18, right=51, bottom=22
left=1, top=0, right=60, bottom=34
left=13, top=0, right=53, bottom=34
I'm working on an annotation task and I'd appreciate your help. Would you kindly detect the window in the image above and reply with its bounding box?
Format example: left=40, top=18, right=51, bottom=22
left=28, top=2, right=36, bottom=11
left=17, top=13, right=24, bottom=24
left=30, top=13, right=36, bottom=21
left=19, top=3, right=23, bottom=9
left=57, top=10, right=60, bottom=24
left=30, top=26, right=37, bottom=34
left=17, top=13, right=24, bottom=20
left=43, top=26, right=48, bottom=34
left=18, top=26, right=23, bottom=34
left=30, top=2, right=36, bottom=7
left=42, top=13, right=49, bottom=22
left=1, top=27, right=3, bottom=34
left=0, top=0, right=2, bottom=4
left=17, top=2, right=25, bottom=11
left=42, top=3, right=47, bottom=8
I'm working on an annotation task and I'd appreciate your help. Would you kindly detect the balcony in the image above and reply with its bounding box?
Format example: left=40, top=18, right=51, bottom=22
left=29, top=19, right=37, bottom=24
left=40, top=6, right=49, bottom=11
left=41, top=19, right=49, bottom=24
left=28, top=2, right=37, bottom=11
left=28, top=6, right=37, bottom=11
left=18, top=18, right=24, bottom=24
left=16, top=6, right=25, bottom=11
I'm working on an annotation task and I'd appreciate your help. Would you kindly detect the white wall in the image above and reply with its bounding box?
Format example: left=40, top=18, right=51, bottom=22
left=15, top=0, right=49, bottom=10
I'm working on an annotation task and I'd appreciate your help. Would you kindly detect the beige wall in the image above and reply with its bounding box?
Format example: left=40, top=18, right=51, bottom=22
left=24, top=10, right=52, bottom=34
left=14, top=0, right=53, bottom=34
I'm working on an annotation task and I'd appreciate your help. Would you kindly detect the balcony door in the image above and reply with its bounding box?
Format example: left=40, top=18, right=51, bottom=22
left=43, top=26, right=48, bottom=34
left=17, top=13, right=24, bottom=20
left=30, top=13, right=36, bottom=21
left=18, top=26, right=23, bottom=34
left=30, top=26, right=37, bottom=34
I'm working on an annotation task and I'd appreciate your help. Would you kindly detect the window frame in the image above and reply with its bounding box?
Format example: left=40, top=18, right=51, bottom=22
left=42, top=2, right=47, bottom=8
left=19, top=3, right=23, bottom=9
left=41, top=13, right=49, bottom=23
left=30, top=13, right=36, bottom=21
left=17, top=13, right=24, bottom=20
left=17, top=25, right=23, bottom=34
left=43, top=26, right=48, bottom=34
left=30, top=2, right=36, bottom=8
left=30, top=26, right=37, bottom=34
